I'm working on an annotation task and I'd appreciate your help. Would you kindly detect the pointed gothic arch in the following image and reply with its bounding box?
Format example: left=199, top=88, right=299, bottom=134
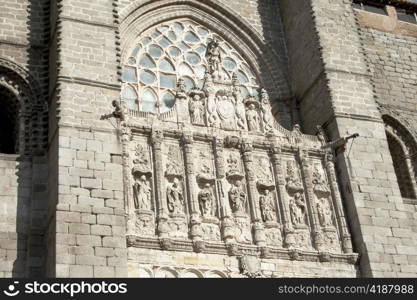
left=0, top=58, right=48, bottom=156
left=382, top=114, right=417, bottom=201
left=119, top=0, right=291, bottom=100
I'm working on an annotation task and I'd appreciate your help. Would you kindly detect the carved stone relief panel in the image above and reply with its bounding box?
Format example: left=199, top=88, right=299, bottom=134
left=194, top=142, right=221, bottom=242
left=163, top=141, right=188, bottom=239
left=312, top=162, right=341, bottom=253
left=223, top=149, right=252, bottom=244
left=253, top=154, right=282, bottom=247
left=283, top=158, right=313, bottom=250
left=129, top=137, right=156, bottom=237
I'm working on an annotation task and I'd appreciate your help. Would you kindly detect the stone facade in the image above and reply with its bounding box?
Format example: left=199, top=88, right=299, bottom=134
left=0, top=0, right=415, bottom=278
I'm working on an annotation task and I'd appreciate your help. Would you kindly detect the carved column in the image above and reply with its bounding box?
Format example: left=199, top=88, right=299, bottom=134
left=241, top=140, right=266, bottom=247
left=182, top=132, right=204, bottom=250
left=325, top=152, right=353, bottom=253
left=298, top=149, right=323, bottom=251
left=214, top=136, right=236, bottom=246
left=270, top=145, right=293, bottom=247
left=120, top=121, right=135, bottom=235
left=151, top=129, right=169, bottom=239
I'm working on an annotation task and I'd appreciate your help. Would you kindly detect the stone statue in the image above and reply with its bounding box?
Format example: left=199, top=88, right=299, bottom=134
left=198, top=183, right=214, bottom=217
left=312, top=168, right=330, bottom=193
left=289, top=192, right=307, bottom=226
left=259, top=189, right=276, bottom=222
left=206, top=38, right=222, bottom=75
left=167, top=178, right=184, bottom=214
left=260, top=88, right=274, bottom=132
left=246, top=104, right=260, bottom=132
left=176, top=78, right=187, bottom=99
left=317, top=197, right=333, bottom=227
left=133, top=175, right=151, bottom=210
left=189, top=93, right=205, bottom=125
left=229, top=180, right=246, bottom=214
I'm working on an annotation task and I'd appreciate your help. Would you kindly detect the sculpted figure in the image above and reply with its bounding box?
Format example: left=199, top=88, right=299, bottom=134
left=189, top=93, right=205, bottom=125
left=198, top=183, right=214, bottom=217
left=260, top=88, right=274, bottom=132
left=206, top=39, right=222, bottom=75
left=176, top=78, right=187, bottom=99
left=133, top=175, right=151, bottom=210
left=289, top=192, right=307, bottom=226
left=246, top=104, right=260, bottom=132
left=317, top=198, right=333, bottom=227
left=167, top=178, right=184, bottom=214
left=229, top=180, right=246, bottom=214
left=259, top=189, right=276, bottom=222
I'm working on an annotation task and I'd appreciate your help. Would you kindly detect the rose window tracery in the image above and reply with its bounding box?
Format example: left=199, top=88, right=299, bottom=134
left=121, top=19, right=260, bottom=114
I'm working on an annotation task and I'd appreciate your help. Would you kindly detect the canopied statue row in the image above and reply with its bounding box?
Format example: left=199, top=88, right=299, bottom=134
left=119, top=20, right=355, bottom=261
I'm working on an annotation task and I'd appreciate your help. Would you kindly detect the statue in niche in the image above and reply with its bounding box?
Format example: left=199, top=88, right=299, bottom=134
left=317, top=197, right=333, bottom=227
left=259, top=189, right=276, bottom=222
left=260, top=88, right=274, bottom=132
left=229, top=180, right=247, bottom=214
left=246, top=103, right=260, bottom=132
left=165, top=146, right=181, bottom=177
left=198, top=183, right=214, bottom=218
left=167, top=178, right=184, bottom=214
left=189, top=92, right=205, bottom=125
left=312, top=167, right=330, bottom=193
left=206, top=38, right=222, bottom=75
left=133, top=144, right=151, bottom=174
left=285, top=161, right=303, bottom=192
left=289, top=192, right=307, bottom=227
left=226, top=154, right=240, bottom=178
left=133, top=175, right=151, bottom=210
left=176, top=78, right=187, bottom=100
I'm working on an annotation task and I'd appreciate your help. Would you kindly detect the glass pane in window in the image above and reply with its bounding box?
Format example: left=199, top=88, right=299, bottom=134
left=363, top=4, right=386, bottom=15
left=252, top=88, right=260, bottom=99
left=179, top=42, right=190, bottom=51
left=160, top=74, right=177, bottom=89
left=173, top=23, right=184, bottom=33
left=159, top=58, right=175, bottom=72
left=195, top=44, right=206, bottom=54
left=197, top=27, right=209, bottom=37
left=158, top=37, right=170, bottom=48
left=168, top=31, right=177, bottom=41
left=127, top=57, right=136, bottom=66
left=161, top=92, right=176, bottom=110
left=142, top=38, right=152, bottom=46
left=122, top=67, right=137, bottom=83
left=122, top=86, right=137, bottom=110
left=196, top=65, right=206, bottom=78
left=183, top=77, right=195, bottom=91
left=139, top=55, right=156, bottom=68
left=169, top=47, right=181, bottom=57
left=179, top=63, right=194, bottom=77
left=141, top=89, right=157, bottom=112
left=223, top=58, right=237, bottom=70
left=240, top=87, right=249, bottom=99
left=186, top=52, right=201, bottom=65
left=184, top=31, right=200, bottom=43
left=131, top=46, right=141, bottom=58
left=151, top=31, right=161, bottom=39
left=397, top=9, right=417, bottom=24
left=139, top=70, right=156, bottom=85
left=159, top=26, right=169, bottom=33
left=149, top=45, right=163, bottom=58
left=237, top=70, right=248, bottom=83
left=242, top=63, right=255, bottom=78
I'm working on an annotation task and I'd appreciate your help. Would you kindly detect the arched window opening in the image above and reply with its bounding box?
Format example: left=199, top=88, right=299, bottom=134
left=122, top=19, right=260, bottom=114
left=386, top=132, right=416, bottom=200
left=0, top=86, right=19, bottom=154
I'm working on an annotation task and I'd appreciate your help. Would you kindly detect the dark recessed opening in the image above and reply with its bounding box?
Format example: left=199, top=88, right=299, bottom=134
left=397, top=9, right=417, bottom=24
left=353, top=1, right=388, bottom=15
left=0, top=86, right=19, bottom=154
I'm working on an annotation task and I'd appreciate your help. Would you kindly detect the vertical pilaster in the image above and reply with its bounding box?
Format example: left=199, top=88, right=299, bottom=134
left=325, top=152, right=353, bottom=253
left=298, top=149, right=323, bottom=251
left=241, top=140, right=265, bottom=247
left=151, top=129, right=169, bottom=238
